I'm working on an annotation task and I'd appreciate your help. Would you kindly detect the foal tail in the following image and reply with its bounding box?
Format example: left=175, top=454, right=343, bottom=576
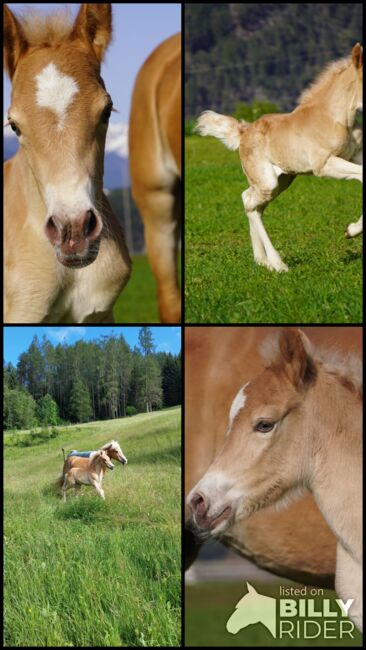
left=195, top=110, right=248, bottom=151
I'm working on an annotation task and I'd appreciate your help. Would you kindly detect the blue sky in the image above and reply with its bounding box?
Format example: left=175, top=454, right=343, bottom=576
left=4, top=326, right=181, bottom=365
left=4, top=3, right=181, bottom=123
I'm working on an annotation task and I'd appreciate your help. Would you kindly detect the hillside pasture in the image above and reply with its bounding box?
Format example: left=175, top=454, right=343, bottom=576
left=185, top=136, right=362, bottom=323
left=4, top=407, right=181, bottom=647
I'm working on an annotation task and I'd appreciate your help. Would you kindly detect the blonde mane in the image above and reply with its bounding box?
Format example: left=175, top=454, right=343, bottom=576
left=297, top=56, right=352, bottom=105
left=16, top=8, right=73, bottom=47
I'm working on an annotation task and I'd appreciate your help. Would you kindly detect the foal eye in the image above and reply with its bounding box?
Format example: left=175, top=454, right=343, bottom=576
left=255, top=421, right=276, bottom=433
left=10, top=122, right=21, bottom=137
left=101, top=107, right=112, bottom=124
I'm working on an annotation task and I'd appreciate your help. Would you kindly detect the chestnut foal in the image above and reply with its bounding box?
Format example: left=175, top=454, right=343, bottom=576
left=4, top=4, right=131, bottom=323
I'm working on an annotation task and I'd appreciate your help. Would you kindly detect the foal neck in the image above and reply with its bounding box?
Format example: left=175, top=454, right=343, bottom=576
left=327, top=65, right=360, bottom=127
left=309, top=367, right=361, bottom=561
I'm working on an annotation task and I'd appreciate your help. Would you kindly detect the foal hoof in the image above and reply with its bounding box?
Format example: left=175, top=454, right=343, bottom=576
left=255, top=258, right=288, bottom=272
left=268, top=261, right=289, bottom=272
left=345, top=224, right=362, bottom=238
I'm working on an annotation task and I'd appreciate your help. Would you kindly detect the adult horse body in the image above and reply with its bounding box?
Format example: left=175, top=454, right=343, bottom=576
left=196, top=44, right=363, bottom=272
left=187, top=328, right=362, bottom=630
left=4, top=4, right=131, bottom=323
left=129, top=34, right=181, bottom=323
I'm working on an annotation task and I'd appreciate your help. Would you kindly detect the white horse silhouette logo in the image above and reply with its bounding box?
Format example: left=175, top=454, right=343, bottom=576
left=226, top=582, right=276, bottom=637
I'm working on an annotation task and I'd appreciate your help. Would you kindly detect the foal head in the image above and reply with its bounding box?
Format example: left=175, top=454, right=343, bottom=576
left=4, top=4, right=113, bottom=268
left=96, top=449, right=115, bottom=471
left=187, top=329, right=320, bottom=537
left=298, top=42, right=363, bottom=115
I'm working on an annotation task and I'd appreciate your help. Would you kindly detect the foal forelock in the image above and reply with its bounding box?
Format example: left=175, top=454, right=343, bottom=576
left=13, top=8, right=74, bottom=47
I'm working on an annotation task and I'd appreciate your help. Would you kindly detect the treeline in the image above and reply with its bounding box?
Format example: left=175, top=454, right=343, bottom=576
left=4, top=328, right=181, bottom=430
left=185, top=3, right=363, bottom=117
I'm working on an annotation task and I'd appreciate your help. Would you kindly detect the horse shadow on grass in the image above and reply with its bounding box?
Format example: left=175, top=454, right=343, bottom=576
left=341, top=250, right=362, bottom=265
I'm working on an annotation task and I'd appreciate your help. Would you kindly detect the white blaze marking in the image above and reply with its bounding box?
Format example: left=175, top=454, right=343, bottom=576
left=227, top=382, right=249, bottom=434
left=35, top=63, right=79, bottom=130
left=44, top=178, right=93, bottom=218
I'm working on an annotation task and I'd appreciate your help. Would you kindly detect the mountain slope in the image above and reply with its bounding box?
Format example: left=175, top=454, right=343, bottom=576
left=185, top=3, right=363, bottom=116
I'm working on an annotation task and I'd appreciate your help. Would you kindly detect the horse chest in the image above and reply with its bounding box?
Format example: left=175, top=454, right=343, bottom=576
left=42, top=249, right=123, bottom=323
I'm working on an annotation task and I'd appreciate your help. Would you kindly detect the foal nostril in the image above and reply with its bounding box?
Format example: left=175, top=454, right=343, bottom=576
left=83, top=210, right=100, bottom=239
left=45, top=216, right=61, bottom=244
left=190, top=492, right=208, bottom=517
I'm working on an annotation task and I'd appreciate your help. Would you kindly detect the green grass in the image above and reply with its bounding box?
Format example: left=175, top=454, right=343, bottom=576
left=4, top=407, right=181, bottom=647
left=113, top=254, right=181, bottom=323
left=114, top=254, right=160, bottom=323
left=185, top=136, right=362, bottom=323
left=185, top=582, right=362, bottom=647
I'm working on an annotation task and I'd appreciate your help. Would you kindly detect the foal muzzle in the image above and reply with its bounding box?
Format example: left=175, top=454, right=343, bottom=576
left=45, top=209, right=103, bottom=268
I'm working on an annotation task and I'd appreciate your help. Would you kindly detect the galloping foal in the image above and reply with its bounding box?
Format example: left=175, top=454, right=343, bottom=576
left=4, top=4, right=131, bottom=323
left=61, top=449, right=115, bottom=501
left=187, top=329, right=362, bottom=630
left=129, top=34, right=181, bottom=323
left=197, top=44, right=363, bottom=272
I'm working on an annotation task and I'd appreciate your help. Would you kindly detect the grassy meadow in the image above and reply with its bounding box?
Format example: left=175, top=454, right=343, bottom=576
left=185, top=582, right=362, bottom=647
left=185, top=136, right=362, bottom=323
left=4, top=407, right=181, bottom=647
left=114, top=255, right=160, bottom=323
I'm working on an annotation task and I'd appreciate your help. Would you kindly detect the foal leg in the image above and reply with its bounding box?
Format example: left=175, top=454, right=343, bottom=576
left=315, top=156, right=362, bottom=238
left=91, top=480, right=105, bottom=500
left=242, top=187, right=289, bottom=272
left=62, top=476, right=73, bottom=502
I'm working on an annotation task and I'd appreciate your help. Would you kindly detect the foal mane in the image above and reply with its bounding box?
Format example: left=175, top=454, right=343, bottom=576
left=298, top=56, right=352, bottom=105
left=15, top=8, right=73, bottom=47
left=260, top=332, right=362, bottom=397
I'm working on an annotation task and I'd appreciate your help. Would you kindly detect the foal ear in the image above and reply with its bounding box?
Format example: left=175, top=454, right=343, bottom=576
left=71, top=4, right=112, bottom=62
left=352, top=43, right=363, bottom=70
left=279, top=328, right=316, bottom=388
left=3, top=5, right=28, bottom=79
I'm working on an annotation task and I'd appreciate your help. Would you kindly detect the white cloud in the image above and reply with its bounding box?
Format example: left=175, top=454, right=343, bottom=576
left=47, top=327, right=86, bottom=343
left=105, top=122, right=128, bottom=157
